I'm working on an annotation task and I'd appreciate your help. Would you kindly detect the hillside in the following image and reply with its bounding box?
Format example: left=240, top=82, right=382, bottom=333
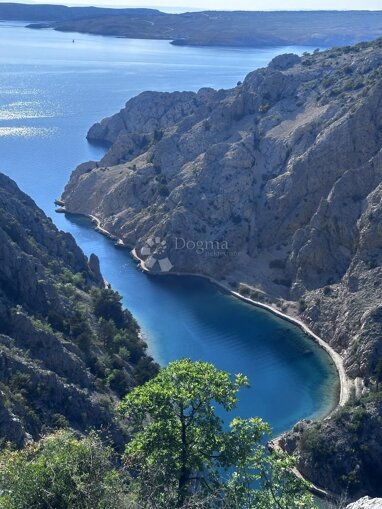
left=0, top=173, right=158, bottom=447
left=50, top=11, right=382, bottom=48
left=61, top=39, right=382, bottom=496
left=0, top=3, right=160, bottom=22
left=1, top=5, right=380, bottom=48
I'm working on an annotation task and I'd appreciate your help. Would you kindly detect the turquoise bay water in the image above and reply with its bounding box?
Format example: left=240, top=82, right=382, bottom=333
left=0, top=23, right=337, bottom=435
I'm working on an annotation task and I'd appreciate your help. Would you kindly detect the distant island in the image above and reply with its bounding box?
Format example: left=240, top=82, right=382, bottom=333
left=1, top=3, right=382, bottom=47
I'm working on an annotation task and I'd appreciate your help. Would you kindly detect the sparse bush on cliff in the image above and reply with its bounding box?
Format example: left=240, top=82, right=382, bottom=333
left=299, top=425, right=333, bottom=460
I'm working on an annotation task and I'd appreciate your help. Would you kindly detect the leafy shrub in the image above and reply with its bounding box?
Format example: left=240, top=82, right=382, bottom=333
left=345, top=406, right=367, bottom=432
left=9, top=373, right=32, bottom=396
left=119, top=360, right=316, bottom=509
left=50, top=413, right=69, bottom=429
left=68, top=309, right=93, bottom=353
left=59, top=268, right=85, bottom=289
left=107, top=369, right=131, bottom=398
left=300, top=426, right=332, bottom=460
left=323, top=286, right=332, bottom=296
left=47, top=309, right=67, bottom=333
left=92, top=288, right=136, bottom=332
left=0, top=431, right=128, bottom=509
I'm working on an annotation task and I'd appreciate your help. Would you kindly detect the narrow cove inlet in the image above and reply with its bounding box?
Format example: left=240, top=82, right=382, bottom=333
left=0, top=22, right=339, bottom=436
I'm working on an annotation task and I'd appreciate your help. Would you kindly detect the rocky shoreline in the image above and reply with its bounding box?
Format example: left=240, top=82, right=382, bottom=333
left=56, top=203, right=349, bottom=502
left=131, top=248, right=350, bottom=410
left=59, top=38, right=382, bottom=498
left=57, top=205, right=349, bottom=413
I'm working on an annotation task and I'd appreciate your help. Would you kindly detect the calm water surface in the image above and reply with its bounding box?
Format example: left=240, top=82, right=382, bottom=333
left=0, top=23, right=337, bottom=435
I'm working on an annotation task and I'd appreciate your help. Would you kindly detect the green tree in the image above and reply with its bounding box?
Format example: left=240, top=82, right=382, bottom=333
left=119, top=359, right=316, bottom=509
left=98, top=317, right=118, bottom=352
left=68, top=309, right=93, bottom=352
left=92, top=288, right=136, bottom=331
left=0, top=430, right=128, bottom=509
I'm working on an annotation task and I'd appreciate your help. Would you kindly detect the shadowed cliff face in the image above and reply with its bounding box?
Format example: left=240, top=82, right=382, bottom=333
left=0, top=173, right=158, bottom=447
left=62, top=39, right=382, bottom=497
left=281, top=397, right=382, bottom=498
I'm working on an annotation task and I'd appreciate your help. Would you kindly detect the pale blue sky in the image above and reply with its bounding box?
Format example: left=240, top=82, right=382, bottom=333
left=6, top=0, right=382, bottom=10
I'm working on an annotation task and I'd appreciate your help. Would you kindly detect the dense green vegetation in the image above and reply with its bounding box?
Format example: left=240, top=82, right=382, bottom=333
left=89, top=288, right=159, bottom=392
left=0, top=431, right=128, bottom=509
left=0, top=361, right=318, bottom=509
left=119, top=359, right=316, bottom=508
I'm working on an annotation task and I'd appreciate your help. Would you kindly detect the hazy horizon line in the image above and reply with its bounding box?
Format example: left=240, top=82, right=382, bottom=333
left=2, top=2, right=382, bottom=11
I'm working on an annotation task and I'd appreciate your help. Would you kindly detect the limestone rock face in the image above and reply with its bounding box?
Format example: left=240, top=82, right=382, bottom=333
left=63, top=39, right=382, bottom=383
left=62, top=39, right=382, bottom=495
left=347, top=497, right=382, bottom=509
left=269, top=53, right=301, bottom=70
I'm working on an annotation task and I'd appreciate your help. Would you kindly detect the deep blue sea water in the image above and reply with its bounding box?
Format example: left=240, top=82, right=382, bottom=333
left=0, top=22, right=338, bottom=435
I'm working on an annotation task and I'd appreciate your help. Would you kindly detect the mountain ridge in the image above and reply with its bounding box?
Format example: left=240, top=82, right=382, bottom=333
left=61, top=39, right=382, bottom=496
left=0, top=3, right=161, bottom=22
left=1, top=4, right=382, bottom=48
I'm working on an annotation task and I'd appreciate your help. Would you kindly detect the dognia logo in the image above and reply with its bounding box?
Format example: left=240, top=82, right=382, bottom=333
left=139, top=235, right=237, bottom=272
left=139, top=237, right=174, bottom=273
left=175, top=237, right=231, bottom=255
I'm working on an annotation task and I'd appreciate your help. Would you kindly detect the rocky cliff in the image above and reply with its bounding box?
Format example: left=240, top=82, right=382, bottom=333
left=347, top=497, right=382, bottom=509
left=62, top=39, right=382, bottom=497
left=0, top=173, right=158, bottom=447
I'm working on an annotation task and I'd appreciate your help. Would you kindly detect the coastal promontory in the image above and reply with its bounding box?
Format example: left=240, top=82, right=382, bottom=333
left=62, top=39, right=382, bottom=497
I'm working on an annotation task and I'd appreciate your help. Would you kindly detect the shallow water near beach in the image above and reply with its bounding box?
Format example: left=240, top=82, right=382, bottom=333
left=0, top=22, right=338, bottom=435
